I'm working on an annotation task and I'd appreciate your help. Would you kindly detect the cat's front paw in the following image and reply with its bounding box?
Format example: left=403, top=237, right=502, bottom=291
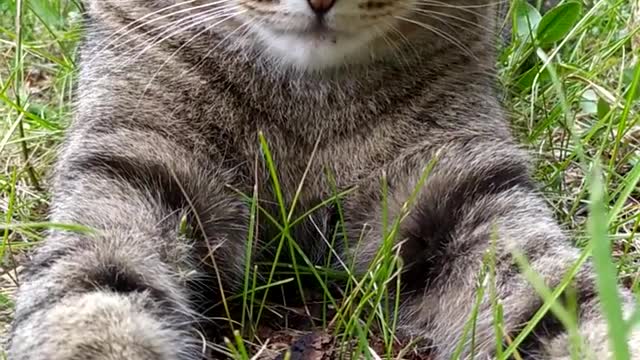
left=9, top=291, right=196, bottom=360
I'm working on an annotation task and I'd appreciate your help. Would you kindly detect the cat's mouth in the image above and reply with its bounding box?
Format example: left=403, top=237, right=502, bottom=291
left=250, top=15, right=381, bottom=71
left=268, top=22, right=347, bottom=43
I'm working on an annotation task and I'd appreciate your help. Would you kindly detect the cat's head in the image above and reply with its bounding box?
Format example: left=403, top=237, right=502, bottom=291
left=92, top=0, right=495, bottom=72
left=232, top=0, right=493, bottom=70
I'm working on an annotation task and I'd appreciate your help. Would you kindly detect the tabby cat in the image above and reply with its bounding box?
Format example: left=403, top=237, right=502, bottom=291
left=8, top=0, right=640, bottom=358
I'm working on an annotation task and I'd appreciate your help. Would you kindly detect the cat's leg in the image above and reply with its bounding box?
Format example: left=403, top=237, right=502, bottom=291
left=8, top=129, right=248, bottom=360
left=346, top=138, right=639, bottom=359
left=541, top=292, right=640, bottom=359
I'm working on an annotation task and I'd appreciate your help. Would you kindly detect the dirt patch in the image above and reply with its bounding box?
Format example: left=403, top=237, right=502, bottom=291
left=257, top=330, right=433, bottom=360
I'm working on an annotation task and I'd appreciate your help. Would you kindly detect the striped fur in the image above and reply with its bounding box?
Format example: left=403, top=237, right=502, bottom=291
left=8, top=0, right=640, bottom=359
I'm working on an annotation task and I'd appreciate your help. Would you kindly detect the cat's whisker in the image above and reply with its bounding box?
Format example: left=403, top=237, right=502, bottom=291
left=195, top=16, right=257, bottom=70
left=119, top=6, right=241, bottom=67
left=412, top=2, right=496, bottom=24
left=90, top=0, right=217, bottom=57
left=411, top=7, right=497, bottom=34
left=409, top=3, right=495, bottom=26
left=381, top=19, right=421, bottom=61
left=415, top=0, right=507, bottom=9
left=394, top=15, right=478, bottom=60
left=135, top=10, right=246, bottom=107
left=88, top=6, right=231, bottom=68
left=376, top=25, right=412, bottom=71
left=127, top=6, right=235, bottom=50
left=88, top=8, right=239, bottom=85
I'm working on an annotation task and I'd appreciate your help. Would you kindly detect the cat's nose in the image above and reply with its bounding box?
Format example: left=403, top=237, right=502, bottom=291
left=307, top=0, right=335, bottom=15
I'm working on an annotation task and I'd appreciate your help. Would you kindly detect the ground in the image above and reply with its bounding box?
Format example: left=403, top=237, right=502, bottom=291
left=0, top=0, right=639, bottom=358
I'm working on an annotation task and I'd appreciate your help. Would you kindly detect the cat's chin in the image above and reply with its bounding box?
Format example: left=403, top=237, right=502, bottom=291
left=255, top=27, right=376, bottom=72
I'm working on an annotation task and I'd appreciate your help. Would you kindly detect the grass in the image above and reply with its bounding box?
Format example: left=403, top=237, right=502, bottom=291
left=1, top=0, right=639, bottom=358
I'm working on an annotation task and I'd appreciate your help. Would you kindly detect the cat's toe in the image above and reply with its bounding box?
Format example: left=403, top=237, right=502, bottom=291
left=9, top=291, right=199, bottom=360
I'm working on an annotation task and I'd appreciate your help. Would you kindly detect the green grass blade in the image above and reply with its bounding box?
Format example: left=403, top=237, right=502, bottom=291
left=589, top=165, right=630, bottom=360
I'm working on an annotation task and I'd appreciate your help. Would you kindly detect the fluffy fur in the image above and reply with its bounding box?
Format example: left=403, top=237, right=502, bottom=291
left=8, top=0, right=640, bottom=358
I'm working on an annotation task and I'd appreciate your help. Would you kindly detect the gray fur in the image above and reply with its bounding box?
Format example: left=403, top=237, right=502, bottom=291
left=8, top=0, right=640, bottom=358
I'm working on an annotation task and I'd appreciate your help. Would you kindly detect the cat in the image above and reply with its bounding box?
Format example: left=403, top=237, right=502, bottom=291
left=7, top=0, right=640, bottom=358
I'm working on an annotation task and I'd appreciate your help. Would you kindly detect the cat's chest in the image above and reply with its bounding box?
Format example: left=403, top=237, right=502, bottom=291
left=232, top=121, right=405, bottom=207
left=196, top=84, right=429, bottom=202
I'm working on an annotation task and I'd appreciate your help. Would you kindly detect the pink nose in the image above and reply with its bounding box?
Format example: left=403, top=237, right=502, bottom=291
left=307, top=0, right=335, bottom=14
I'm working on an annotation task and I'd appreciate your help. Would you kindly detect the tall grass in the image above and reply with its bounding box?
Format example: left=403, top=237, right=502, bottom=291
left=1, top=0, right=639, bottom=358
